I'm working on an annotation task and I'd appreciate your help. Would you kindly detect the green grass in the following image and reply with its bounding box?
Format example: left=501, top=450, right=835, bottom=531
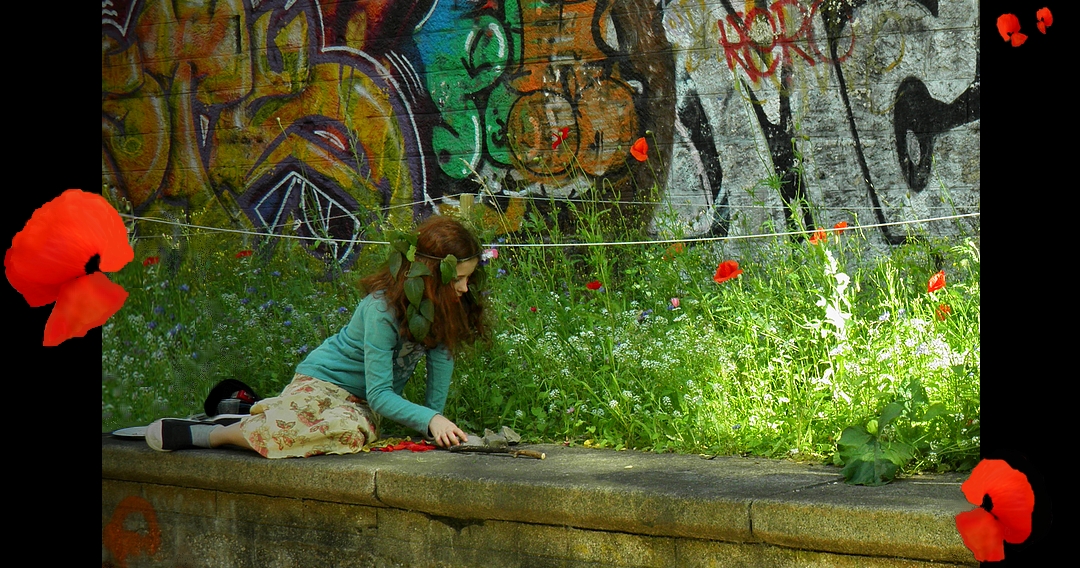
left=102, top=201, right=980, bottom=476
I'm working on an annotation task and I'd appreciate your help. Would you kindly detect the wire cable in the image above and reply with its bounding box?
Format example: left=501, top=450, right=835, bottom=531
left=119, top=211, right=979, bottom=249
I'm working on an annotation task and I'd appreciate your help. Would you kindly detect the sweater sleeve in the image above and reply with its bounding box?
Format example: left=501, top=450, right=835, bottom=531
left=424, top=345, right=454, bottom=415
left=361, top=304, right=439, bottom=435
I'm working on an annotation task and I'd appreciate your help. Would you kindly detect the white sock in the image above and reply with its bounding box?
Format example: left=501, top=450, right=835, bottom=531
left=189, top=424, right=219, bottom=448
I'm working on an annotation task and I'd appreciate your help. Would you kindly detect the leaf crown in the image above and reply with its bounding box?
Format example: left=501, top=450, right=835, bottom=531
left=386, top=229, right=481, bottom=342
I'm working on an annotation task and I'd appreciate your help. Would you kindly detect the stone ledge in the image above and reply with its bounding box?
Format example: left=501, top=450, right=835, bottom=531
left=102, top=434, right=976, bottom=567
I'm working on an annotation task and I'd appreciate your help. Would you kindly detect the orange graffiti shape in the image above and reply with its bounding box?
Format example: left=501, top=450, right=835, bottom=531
left=102, top=495, right=161, bottom=568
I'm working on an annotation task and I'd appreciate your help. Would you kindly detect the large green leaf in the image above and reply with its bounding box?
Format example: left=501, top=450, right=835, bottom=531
left=407, top=262, right=431, bottom=278
left=841, top=453, right=898, bottom=486
left=388, top=250, right=403, bottom=278
left=440, top=254, right=458, bottom=284
left=836, top=425, right=904, bottom=486
left=405, top=277, right=425, bottom=306
left=408, top=313, right=430, bottom=341
left=919, top=402, right=947, bottom=423
left=879, top=402, right=904, bottom=429
left=838, top=425, right=871, bottom=450
left=882, top=441, right=914, bottom=466
left=389, top=231, right=412, bottom=255
left=420, top=299, right=434, bottom=322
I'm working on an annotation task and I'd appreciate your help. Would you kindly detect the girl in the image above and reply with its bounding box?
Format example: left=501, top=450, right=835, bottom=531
left=145, top=215, right=487, bottom=456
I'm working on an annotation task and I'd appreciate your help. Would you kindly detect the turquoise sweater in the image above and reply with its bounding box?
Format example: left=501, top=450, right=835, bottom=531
left=295, top=293, right=453, bottom=435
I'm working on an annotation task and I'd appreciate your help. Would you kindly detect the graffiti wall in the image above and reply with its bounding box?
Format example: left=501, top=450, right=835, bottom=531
left=102, top=0, right=979, bottom=260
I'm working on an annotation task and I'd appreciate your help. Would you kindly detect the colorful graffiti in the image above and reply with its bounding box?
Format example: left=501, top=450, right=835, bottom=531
left=102, top=0, right=979, bottom=258
left=102, top=495, right=161, bottom=568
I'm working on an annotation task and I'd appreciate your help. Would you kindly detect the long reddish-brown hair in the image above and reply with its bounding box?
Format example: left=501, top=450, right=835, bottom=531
left=360, top=215, right=487, bottom=353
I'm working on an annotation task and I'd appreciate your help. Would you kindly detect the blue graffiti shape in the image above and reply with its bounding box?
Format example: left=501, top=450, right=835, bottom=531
left=237, top=158, right=369, bottom=268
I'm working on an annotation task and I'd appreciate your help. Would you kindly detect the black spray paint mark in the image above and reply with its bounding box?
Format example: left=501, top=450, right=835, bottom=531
left=676, top=88, right=729, bottom=236
left=820, top=0, right=906, bottom=244
left=718, top=0, right=812, bottom=239
left=893, top=54, right=980, bottom=192
left=743, top=75, right=814, bottom=237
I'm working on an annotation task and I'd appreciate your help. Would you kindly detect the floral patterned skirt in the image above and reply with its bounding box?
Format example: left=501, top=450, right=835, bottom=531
left=238, top=373, right=379, bottom=459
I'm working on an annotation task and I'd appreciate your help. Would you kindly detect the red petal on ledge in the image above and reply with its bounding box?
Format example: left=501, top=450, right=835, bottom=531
left=43, top=271, right=128, bottom=346
left=960, top=459, right=1035, bottom=544
left=955, top=507, right=1006, bottom=562
left=5, top=189, right=133, bottom=306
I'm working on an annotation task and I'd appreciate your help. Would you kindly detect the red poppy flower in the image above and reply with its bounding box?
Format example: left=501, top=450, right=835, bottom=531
left=5, top=189, right=133, bottom=346
left=630, top=137, right=648, bottom=162
left=808, top=228, right=827, bottom=245
left=1037, top=7, right=1052, bottom=34
left=143, top=256, right=160, bottom=267
left=996, top=14, right=1027, bottom=47
left=927, top=270, right=946, bottom=293
left=530, top=306, right=538, bottom=312
left=586, top=280, right=603, bottom=291
left=552, top=126, right=570, bottom=150
left=954, top=459, right=1035, bottom=562
left=236, top=249, right=254, bottom=258
left=713, top=260, right=742, bottom=283
left=833, top=221, right=848, bottom=234
left=936, top=304, right=951, bottom=320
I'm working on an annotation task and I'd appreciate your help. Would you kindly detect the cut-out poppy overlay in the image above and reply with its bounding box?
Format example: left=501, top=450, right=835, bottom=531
left=1037, top=7, right=1053, bottom=34
left=996, top=13, right=1028, bottom=47
left=954, top=459, right=1035, bottom=562
left=5, top=189, right=133, bottom=346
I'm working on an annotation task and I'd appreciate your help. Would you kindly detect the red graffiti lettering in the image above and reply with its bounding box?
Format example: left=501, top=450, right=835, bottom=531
left=718, top=0, right=854, bottom=81
left=102, top=495, right=161, bottom=568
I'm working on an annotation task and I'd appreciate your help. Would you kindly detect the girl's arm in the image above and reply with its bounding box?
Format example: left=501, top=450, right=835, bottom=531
left=361, top=306, right=438, bottom=435
left=423, top=345, right=454, bottom=413
left=424, top=345, right=467, bottom=446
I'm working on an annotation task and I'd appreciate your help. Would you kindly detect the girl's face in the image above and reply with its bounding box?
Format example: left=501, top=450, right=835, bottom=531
left=451, top=258, right=480, bottom=298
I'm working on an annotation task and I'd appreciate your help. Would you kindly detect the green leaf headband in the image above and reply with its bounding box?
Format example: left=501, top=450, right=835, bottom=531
left=386, top=230, right=481, bottom=342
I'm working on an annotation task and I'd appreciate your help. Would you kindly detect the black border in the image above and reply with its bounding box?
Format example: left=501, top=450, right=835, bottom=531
left=981, top=1, right=1063, bottom=565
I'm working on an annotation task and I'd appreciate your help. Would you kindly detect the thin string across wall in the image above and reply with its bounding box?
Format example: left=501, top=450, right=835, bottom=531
left=379, top=192, right=978, bottom=214
left=119, top=212, right=979, bottom=249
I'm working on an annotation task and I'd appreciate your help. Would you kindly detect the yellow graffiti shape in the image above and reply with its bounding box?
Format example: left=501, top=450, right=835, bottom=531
left=102, top=0, right=251, bottom=208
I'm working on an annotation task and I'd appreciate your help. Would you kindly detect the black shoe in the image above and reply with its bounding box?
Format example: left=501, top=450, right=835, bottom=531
left=145, top=418, right=212, bottom=452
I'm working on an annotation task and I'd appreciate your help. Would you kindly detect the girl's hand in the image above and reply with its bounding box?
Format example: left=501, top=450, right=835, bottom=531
left=428, top=414, right=467, bottom=447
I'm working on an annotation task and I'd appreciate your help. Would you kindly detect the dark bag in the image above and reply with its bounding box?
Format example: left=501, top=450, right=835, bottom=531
left=203, top=379, right=262, bottom=417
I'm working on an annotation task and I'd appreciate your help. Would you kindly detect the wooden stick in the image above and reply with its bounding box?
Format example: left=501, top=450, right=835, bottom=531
left=449, top=445, right=546, bottom=459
